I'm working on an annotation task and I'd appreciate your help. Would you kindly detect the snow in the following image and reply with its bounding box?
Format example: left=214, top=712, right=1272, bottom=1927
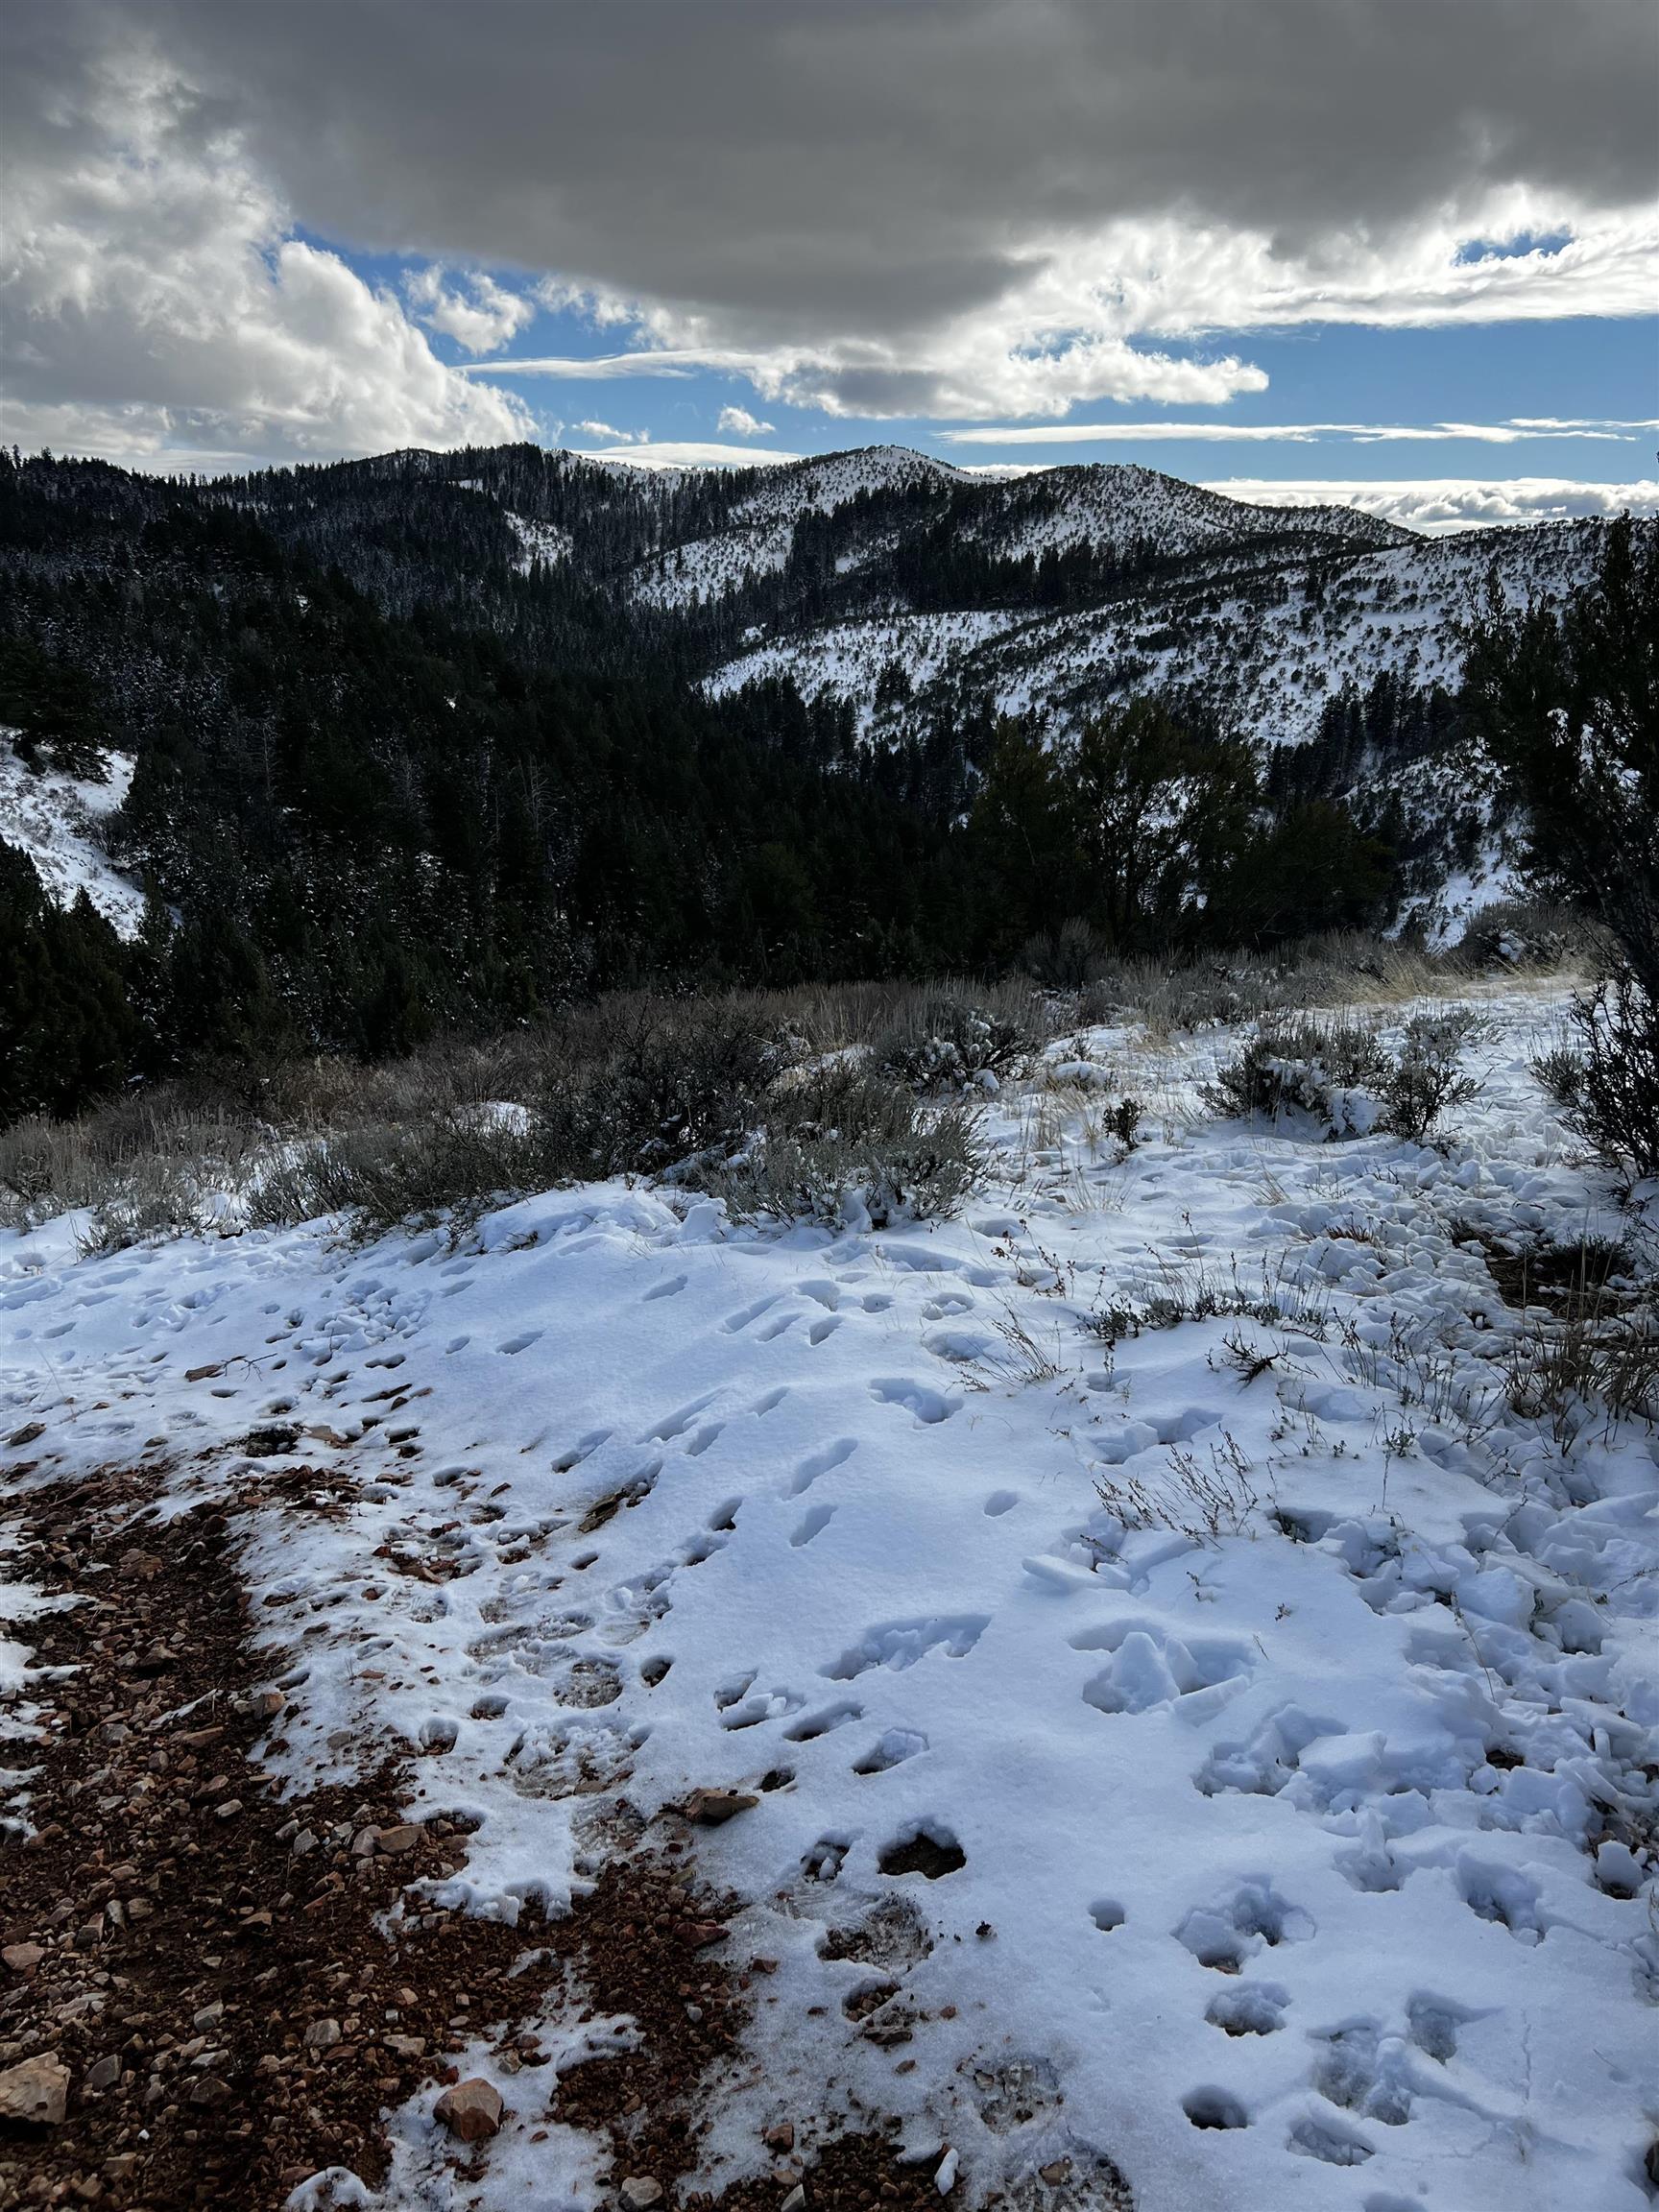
left=503, top=513, right=573, bottom=573
left=3, top=986, right=1655, bottom=2211
left=0, top=731, right=145, bottom=939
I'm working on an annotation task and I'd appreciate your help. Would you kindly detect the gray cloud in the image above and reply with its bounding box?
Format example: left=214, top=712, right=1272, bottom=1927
left=5, top=1, right=1655, bottom=442
left=75, top=1, right=1656, bottom=329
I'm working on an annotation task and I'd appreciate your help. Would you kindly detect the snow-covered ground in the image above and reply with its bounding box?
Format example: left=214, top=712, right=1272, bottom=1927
left=3, top=987, right=1655, bottom=2211
left=0, top=732, right=144, bottom=938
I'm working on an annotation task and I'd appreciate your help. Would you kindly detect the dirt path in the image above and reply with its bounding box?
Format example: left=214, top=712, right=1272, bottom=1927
left=0, top=1466, right=1012, bottom=2211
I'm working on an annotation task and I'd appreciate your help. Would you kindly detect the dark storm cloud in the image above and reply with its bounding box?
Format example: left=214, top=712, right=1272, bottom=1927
left=15, top=0, right=1659, bottom=345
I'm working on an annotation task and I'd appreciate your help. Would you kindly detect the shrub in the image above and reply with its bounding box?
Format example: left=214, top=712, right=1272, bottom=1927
left=874, top=997, right=1032, bottom=1094
left=1207, top=1009, right=1483, bottom=1145
left=247, top=1112, right=556, bottom=1237
left=1379, top=1010, right=1482, bottom=1143
left=697, top=1061, right=982, bottom=1228
left=538, top=1002, right=785, bottom=1178
left=1533, top=974, right=1659, bottom=1188
left=1204, top=1017, right=1391, bottom=1139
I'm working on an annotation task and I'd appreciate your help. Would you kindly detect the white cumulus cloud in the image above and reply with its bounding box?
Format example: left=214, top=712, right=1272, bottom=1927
left=0, top=46, right=531, bottom=469
left=716, top=405, right=776, bottom=436
left=403, top=267, right=535, bottom=355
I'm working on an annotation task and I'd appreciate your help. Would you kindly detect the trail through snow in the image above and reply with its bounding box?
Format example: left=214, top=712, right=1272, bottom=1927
left=2, top=988, right=1655, bottom=2210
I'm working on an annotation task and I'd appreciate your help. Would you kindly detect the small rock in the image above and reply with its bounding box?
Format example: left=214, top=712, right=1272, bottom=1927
left=781, top=2189, right=807, bottom=2212
left=434, top=2076, right=503, bottom=2143
left=376, top=1823, right=423, bottom=1854
left=303, top=2018, right=342, bottom=2053
left=2, top=1944, right=44, bottom=1975
left=350, top=1828, right=380, bottom=1858
left=619, top=2182, right=663, bottom=2210
left=763, top=2122, right=795, bottom=2152
left=192, top=2004, right=224, bottom=2032
left=1038, top=2162, right=1072, bottom=2186
left=0, top=2054, right=69, bottom=2126
left=384, top=2033, right=426, bottom=2058
left=681, top=1920, right=729, bottom=1949
left=250, top=1690, right=286, bottom=1719
left=187, top=2075, right=231, bottom=2108
left=214, top=1800, right=243, bottom=1821
left=84, top=2055, right=121, bottom=2093
left=681, top=1788, right=758, bottom=1827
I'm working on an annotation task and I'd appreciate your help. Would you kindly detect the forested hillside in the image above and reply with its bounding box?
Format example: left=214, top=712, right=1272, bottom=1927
left=0, top=445, right=1645, bottom=1122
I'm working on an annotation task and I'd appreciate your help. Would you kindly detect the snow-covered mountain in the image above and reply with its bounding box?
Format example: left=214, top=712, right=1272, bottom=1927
left=703, top=509, right=1603, bottom=750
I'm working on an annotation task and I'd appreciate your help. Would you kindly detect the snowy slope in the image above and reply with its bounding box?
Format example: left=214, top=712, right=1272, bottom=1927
left=0, top=731, right=144, bottom=938
left=956, top=464, right=1409, bottom=565
left=4, top=985, right=1654, bottom=2212
left=707, top=517, right=1606, bottom=748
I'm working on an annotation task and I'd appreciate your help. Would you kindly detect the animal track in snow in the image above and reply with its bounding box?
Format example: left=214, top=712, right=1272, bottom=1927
left=1455, top=1854, right=1547, bottom=1943
left=823, top=1614, right=989, bottom=1680
left=642, top=1273, right=687, bottom=1302
left=552, top=1429, right=612, bottom=1472
left=1089, top=1898, right=1125, bottom=1933
left=1182, top=2087, right=1248, bottom=2131
left=868, top=1377, right=959, bottom=1425
left=1310, top=2022, right=1413, bottom=2127
left=878, top=1821, right=965, bottom=1879
left=722, top=1293, right=782, bottom=1334
left=790, top=1504, right=836, bottom=1549
left=1205, top=1984, right=1286, bottom=2035
left=808, top=1314, right=843, bottom=1345
left=788, top=1437, right=857, bottom=1494
left=1174, top=1881, right=1314, bottom=1973
left=497, top=1331, right=541, bottom=1356
left=645, top=1391, right=720, bottom=1442
left=1286, top=2113, right=1374, bottom=2166
left=854, top=1727, right=927, bottom=1775
left=786, top=1699, right=863, bottom=1743
left=983, top=1489, right=1020, bottom=1516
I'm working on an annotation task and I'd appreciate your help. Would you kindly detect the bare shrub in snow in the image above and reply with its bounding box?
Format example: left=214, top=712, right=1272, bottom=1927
left=1378, top=1010, right=1483, bottom=1143
left=536, top=1001, right=784, bottom=1180
left=1501, top=1299, right=1659, bottom=1453
left=1204, top=1017, right=1392, bottom=1139
left=874, top=997, right=1033, bottom=1094
left=1532, top=974, right=1659, bottom=1190
left=703, top=1065, right=981, bottom=1229
left=1207, top=1010, right=1482, bottom=1144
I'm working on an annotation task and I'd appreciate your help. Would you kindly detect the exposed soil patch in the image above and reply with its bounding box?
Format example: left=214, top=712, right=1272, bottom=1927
left=0, top=1465, right=565, bottom=2210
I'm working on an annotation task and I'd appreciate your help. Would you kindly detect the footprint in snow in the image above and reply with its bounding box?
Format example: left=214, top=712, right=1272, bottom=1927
left=868, top=1377, right=959, bottom=1425
left=791, top=1504, right=835, bottom=1548
left=788, top=1437, right=857, bottom=1494
left=497, top=1331, right=541, bottom=1356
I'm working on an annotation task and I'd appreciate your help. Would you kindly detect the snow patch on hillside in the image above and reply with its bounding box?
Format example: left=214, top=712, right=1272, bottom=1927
left=502, top=513, right=572, bottom=571
left=0, top=732, right=145, bottom=938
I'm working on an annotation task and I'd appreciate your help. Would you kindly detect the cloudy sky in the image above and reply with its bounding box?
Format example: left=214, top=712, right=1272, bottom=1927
left=3, top=0, right=1655, bottom=531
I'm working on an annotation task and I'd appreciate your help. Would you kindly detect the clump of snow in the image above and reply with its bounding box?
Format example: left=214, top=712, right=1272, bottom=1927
left=3, top=985, right=1654, bottom=2212
left=0, top=730, right=145, bottom=939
